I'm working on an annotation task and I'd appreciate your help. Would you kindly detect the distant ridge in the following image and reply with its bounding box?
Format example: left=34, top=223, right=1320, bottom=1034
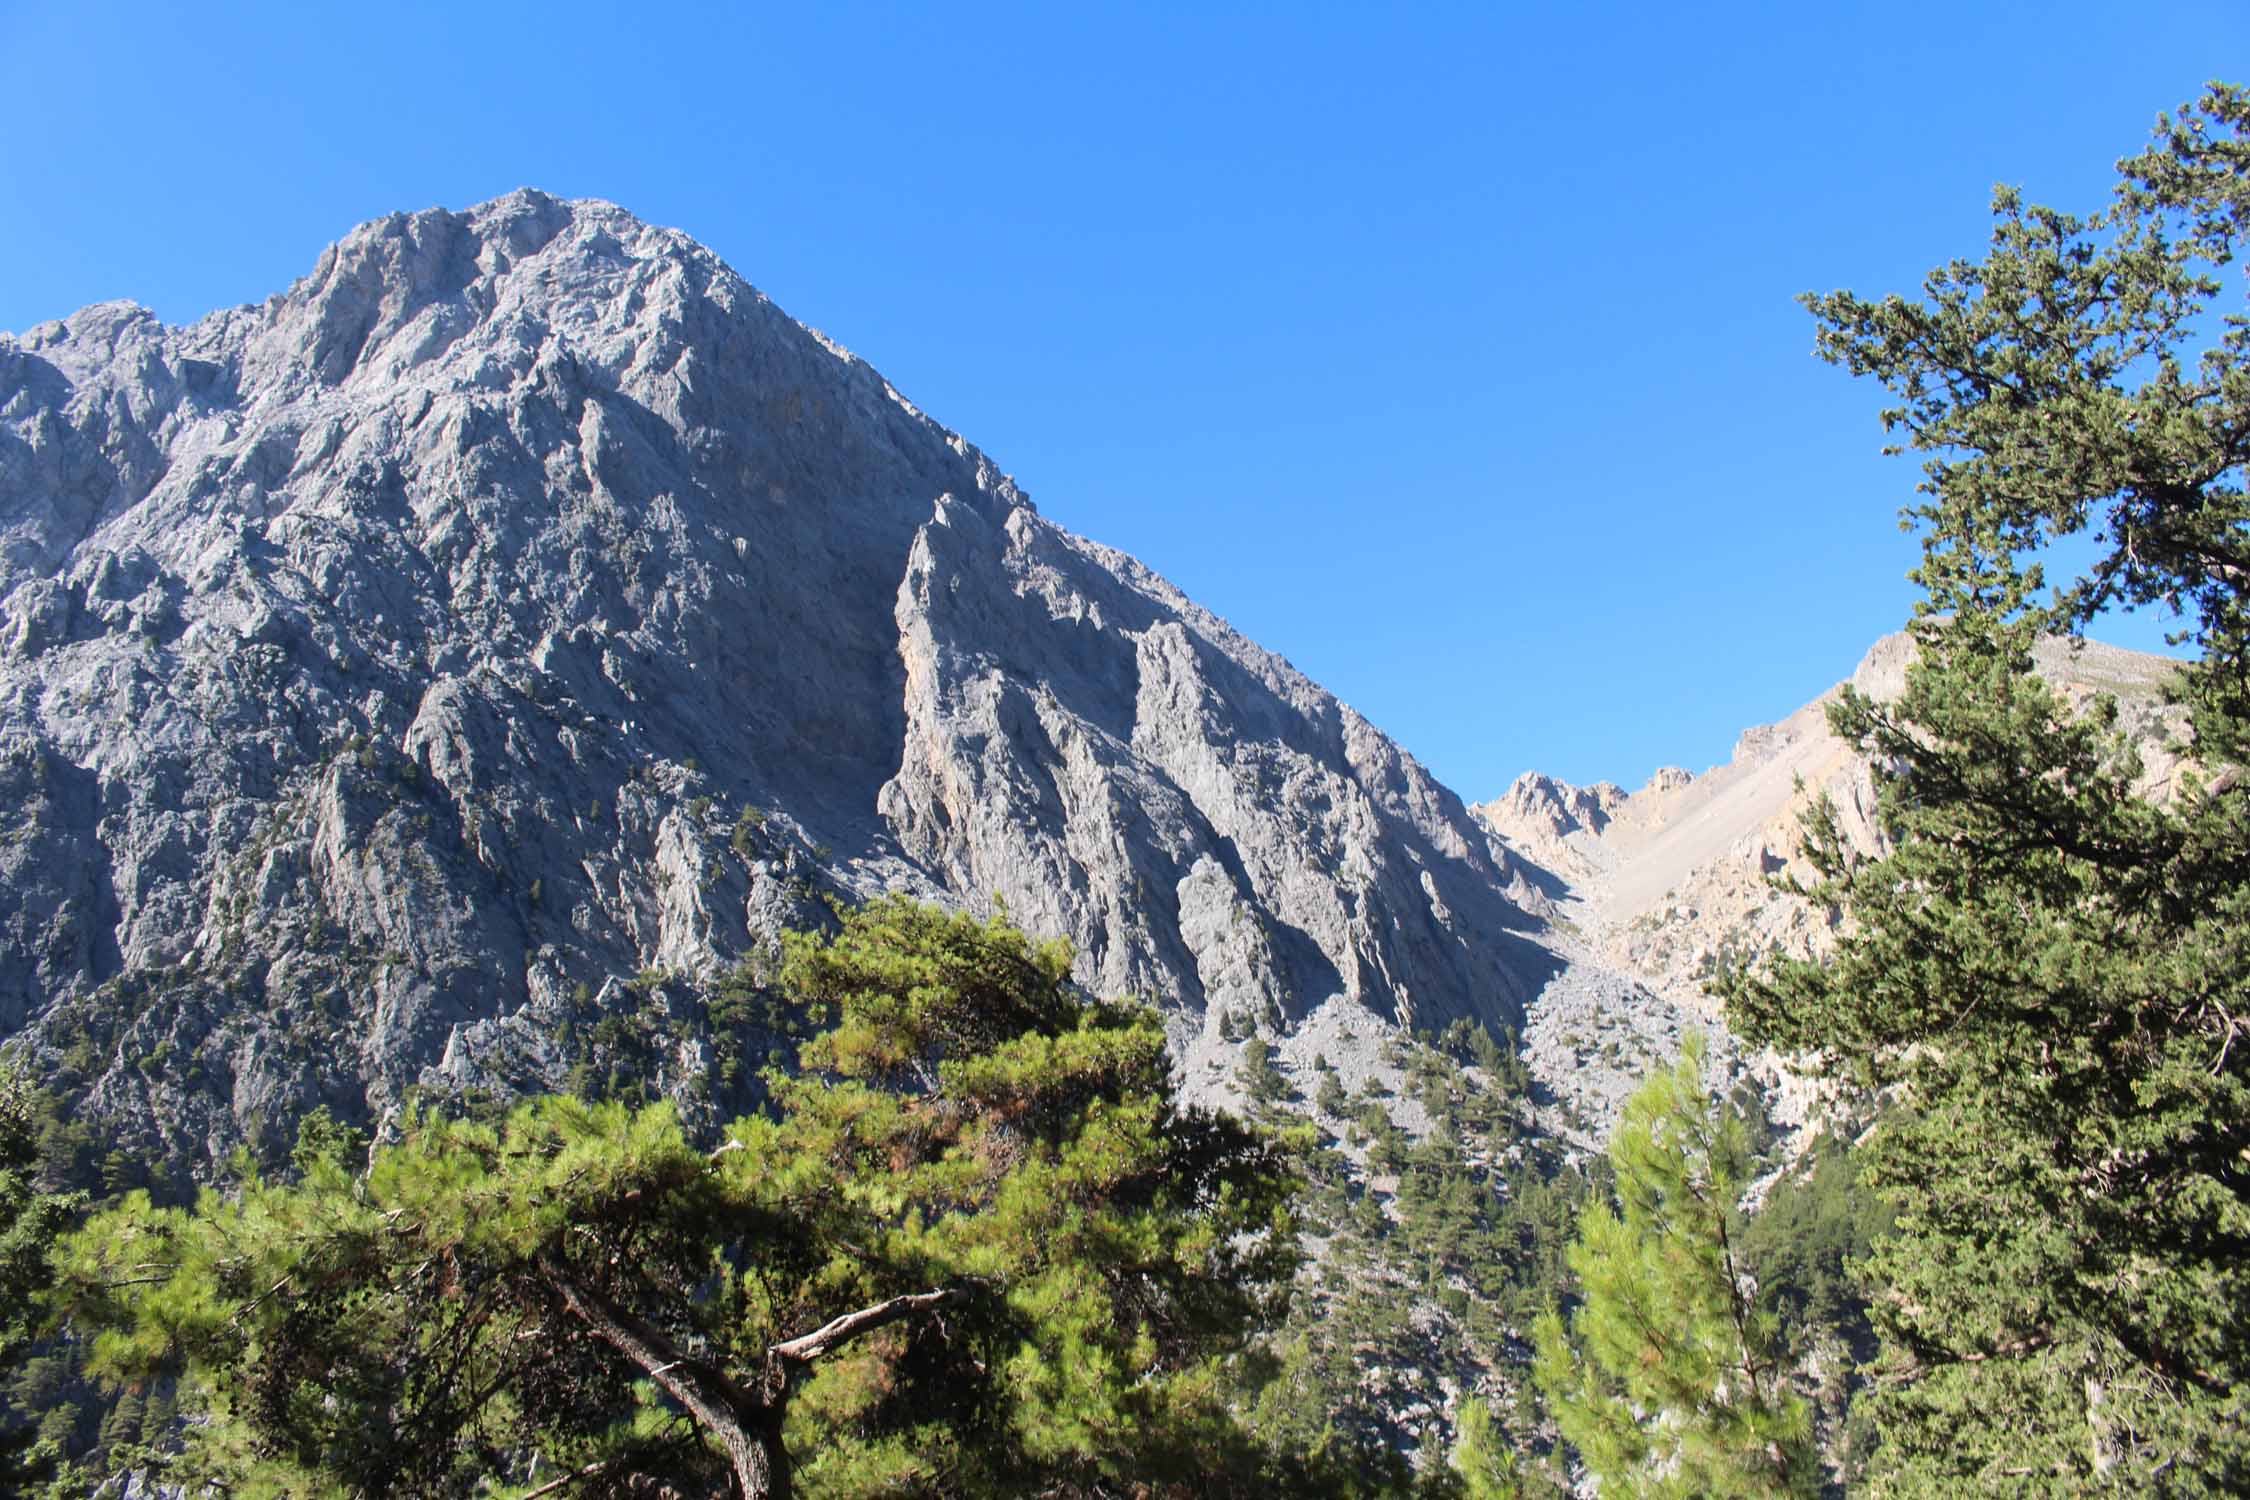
left=1476, top=631, right=2186, bottom=1016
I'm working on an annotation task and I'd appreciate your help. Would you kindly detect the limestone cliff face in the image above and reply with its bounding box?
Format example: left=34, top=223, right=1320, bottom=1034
left=0, top=191, right=1545, bottom=1166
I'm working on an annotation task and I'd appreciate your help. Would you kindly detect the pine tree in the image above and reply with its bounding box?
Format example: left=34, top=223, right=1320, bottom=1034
left=1724, top=84, right=2250, bottom=1496
left=1449, top=1397, right=1522, bottom=1500
left=1533, top=1037, right=1815, bottom=1500
left=0, top=1068, right=75, bottom=1487
left=1239, top=1035, right=1290, bottom=1109
left=56, top=897, right=1308, bottom=1500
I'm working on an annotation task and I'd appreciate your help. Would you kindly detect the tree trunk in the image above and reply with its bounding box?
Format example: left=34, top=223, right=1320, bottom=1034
left=536, top=1258, right=968, bottom=1500
left=537, top=1255, right=788, bottom=1500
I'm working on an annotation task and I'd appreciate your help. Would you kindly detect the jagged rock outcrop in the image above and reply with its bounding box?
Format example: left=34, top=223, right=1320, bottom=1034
left=1477, top=630, right=2186, bottom=1034
left=0, top=191, right=1553, bottom=1168
left=1464, top=631, right=2186, bottom=1130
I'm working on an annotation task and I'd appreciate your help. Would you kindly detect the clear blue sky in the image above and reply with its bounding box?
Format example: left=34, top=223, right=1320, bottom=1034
left=3, top=2, right=2243, bottom=794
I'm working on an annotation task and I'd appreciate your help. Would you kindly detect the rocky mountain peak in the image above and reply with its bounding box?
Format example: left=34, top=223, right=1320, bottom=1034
left=0, top=193, right=1559, bottom=1168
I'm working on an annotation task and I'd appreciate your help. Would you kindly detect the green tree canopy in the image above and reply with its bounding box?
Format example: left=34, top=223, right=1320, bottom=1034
left=0, top=1067, right=77, bottom=1487
left=1448, top=1397, right=1523, bottom=1500
left=1726, top=83, right=2250, bottom=1496
left=57, top=897, right=1304, bottom=1500
left=1533, top=1036, right=1815, bottom=1500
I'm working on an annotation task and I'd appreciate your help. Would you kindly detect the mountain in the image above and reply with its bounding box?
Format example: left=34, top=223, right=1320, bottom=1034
left=0, top=191, right=1563, bottom=1170
left=1477, top=631, right=2186, bottom=1047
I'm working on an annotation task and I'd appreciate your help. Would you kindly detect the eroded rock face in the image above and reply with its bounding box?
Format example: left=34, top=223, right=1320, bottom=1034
left=1474, top=630, right=2186, bottom=1129
left=0, top=191, right=1549, bottom=1167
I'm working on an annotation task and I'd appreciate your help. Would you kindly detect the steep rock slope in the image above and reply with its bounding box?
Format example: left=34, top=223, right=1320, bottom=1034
left=1479, top=632, right=2185, bottom=1018
left=0, top=191, right=1546, bottom=1166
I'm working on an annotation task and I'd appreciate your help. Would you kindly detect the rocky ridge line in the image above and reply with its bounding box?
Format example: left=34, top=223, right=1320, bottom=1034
left=1475, top=631, right=2187, bottom=1124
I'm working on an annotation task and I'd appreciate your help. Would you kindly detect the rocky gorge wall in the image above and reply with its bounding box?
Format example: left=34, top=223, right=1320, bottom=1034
left=0, top=191, right=1559, bottom=1169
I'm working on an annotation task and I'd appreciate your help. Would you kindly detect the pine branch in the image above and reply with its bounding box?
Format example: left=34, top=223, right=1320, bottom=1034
left=535, top=1254, right=780, bottom=1499
left=769, top=1285, right=972, bottom=1364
